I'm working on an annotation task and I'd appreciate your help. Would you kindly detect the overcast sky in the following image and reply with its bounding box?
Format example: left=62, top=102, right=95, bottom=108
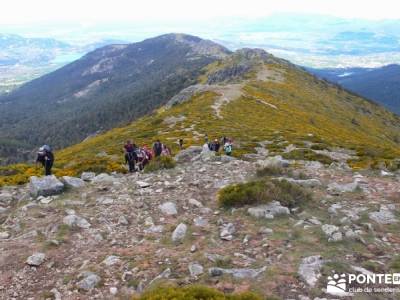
left=1, top=0, right=399, bottom=25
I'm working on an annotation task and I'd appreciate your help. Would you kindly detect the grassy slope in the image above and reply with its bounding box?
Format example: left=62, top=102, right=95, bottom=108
left=1, top=54, right=400, bottom=187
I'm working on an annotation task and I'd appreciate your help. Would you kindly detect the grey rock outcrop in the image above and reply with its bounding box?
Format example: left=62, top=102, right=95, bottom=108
left=327, top=181, right=359, bottom=194
left=62, top=176, right=85, bottom=189
left=188, top=262, right=204, bottom=276
left=26, top=252, right=46, bottom=266
left=321, top=224, right=343, bottom=242
left=220, top=223, right=236, bottom=241
left=63, top=214, right=91, bottom=229
left=174, top=146, right=203, bottom=163
left=172, top=223, right=187, bottom=243
left=298, top=255, right=325, bottom=287
left=77, top=272, right=101, bottom=291
left=209, top=266, right=267, bottom=279
left=159, top=202, right=178, bottom=216
left=81, top=172, right=96, bottom=181
left=369, top=205, right=398, bottom=224
left=248, top=201, right=290, bottom=219
left=29, top=175, right=64, bottom=198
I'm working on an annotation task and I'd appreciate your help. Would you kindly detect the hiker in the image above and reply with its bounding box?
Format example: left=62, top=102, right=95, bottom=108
left=136, top=147, right=149, bottom=171
left=142, top=145, right=153, bottom=161
left=123, top=140, right=138, bottom=172
left=161, top=143, right=172, bottom=156
left=179, top=138, right=184, bottom=150
left=202, top=142, right=210, bottom=152
left=223, top=140, right=233, bottom=156
left=204, top=134, right=209, bottom=144
left=210, top=139, right=220, bottom=152
left=36, top=145, right=54, bottom=176
left=153, top=139, right=163, bottom=157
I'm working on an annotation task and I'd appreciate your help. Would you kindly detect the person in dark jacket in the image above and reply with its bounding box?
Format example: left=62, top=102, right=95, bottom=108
left=36, top=145, right=54, bottom=176
left=210, top=139, right=220, bottom=152
left=123, top=140, right=138, bottom=172
left=153, top=140, right=163, bottom=157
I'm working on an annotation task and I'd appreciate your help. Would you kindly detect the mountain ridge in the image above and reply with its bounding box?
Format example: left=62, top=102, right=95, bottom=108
left=2, top=42, right=400, bottom=186
left=0, top=33, right=231, bottom=164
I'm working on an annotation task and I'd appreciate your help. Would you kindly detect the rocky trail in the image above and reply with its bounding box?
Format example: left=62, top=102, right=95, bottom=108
left=0, top=146, right=400, bottom=299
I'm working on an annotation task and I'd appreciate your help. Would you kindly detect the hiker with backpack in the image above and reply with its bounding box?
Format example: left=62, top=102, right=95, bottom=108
left=136, top=147, right=149, bottom=171
left=210, top=139, right=220, bottom=152
left=36, top=145, right=54, bottom=176
left=161, top=143, right=172, bottom=156
left=123, top=140, right=138, bottom=172
left=223, top=139, right=233, bottom=156
left=153, top=139, right=163, bottom=157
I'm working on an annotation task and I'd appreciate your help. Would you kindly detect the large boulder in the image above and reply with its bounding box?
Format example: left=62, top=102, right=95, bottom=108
left=29, top=176, right=64, bottom=198
left=159, top=202, right=178, bottom=216
left=81, top=172, right=96, bottom=181
left=257, top=155, right=290, bottom=168
left=369, top=205, right=398, bottom=224
left=77, top=272, right=101, bottom=291
left=284, top=178, right=322, bottom=188
left=63, top=214, right=91, bottom=229
left=26, top=252, right=46, bottom=266
left=91, top=173, right=118, bottom=184
left=209, top=266, right=266, bottom=279
left=188, top=263, right=204, bottom=277
left=62, top=176, right=85, bottom=189
left=327, top=181, right=359, bottom=194
left=321, top=224, right=343, bottom=242
left=174, top=146, right=203, bottom=163
left=298, top=255, right=325, bottom=287
left=220, top=223, right=236, bottom=241
left=172, top=223, right=187, bottom=243
left=247, top=201, right=290, bottom=219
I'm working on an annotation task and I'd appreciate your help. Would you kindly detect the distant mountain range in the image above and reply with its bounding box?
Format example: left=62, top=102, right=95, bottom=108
left=0, top=34, right=129, bottom=94
left=308, top=64, right=400, bottom=114
left=0, top=34, right=229, bottom=164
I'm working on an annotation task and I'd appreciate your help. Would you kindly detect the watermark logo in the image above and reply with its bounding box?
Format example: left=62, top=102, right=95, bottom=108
left=326, top=271, right=400, bottom=296
left=327, top=273, right=347, bottom=295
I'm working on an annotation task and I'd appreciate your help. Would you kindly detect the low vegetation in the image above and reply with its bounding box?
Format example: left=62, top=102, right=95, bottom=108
left=256, top=165, right=286, bottom=177
left=144, top=156, right=176, bottom=173
left=218, top=178, right=311, bottom=208
left=133, top=285, right=263, bottom=300
left=282, top=149, right=334, bottom=165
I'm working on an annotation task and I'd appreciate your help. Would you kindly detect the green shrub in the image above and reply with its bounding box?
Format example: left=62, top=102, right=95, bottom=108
left=145, top=156, right=176, bottom=173
left=218, top=179, right=311, bottom=208
left=134, top=285, right=263, bottom=300
left=256, top=165, right=285, bottom=177
left=310, top=143, right=328, bottom=151
left=282, top=149, right=333, bottom=165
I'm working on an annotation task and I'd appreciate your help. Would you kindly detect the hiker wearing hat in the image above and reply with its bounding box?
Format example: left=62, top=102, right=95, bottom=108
left=36, top=145, right=54, bottom=176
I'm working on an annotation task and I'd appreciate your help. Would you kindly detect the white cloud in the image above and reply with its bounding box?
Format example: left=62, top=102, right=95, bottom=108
left=1, top=0, right=399, bottom=25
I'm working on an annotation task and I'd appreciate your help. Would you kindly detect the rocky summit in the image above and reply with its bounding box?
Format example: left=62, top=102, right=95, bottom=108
left=1, top=143, right=400, bottom=299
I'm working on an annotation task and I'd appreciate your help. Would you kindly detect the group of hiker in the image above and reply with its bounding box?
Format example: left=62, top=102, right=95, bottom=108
left=35, top=135, right=233, bottom=176
left=204, top=135, right=233, bottom=156
left=123, top=139, right=171, bottom=173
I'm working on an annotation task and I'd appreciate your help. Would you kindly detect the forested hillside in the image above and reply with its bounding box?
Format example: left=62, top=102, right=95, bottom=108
left=309, top=64, right=400, bottom=114
left=0, top=34, right=230, bottom=164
